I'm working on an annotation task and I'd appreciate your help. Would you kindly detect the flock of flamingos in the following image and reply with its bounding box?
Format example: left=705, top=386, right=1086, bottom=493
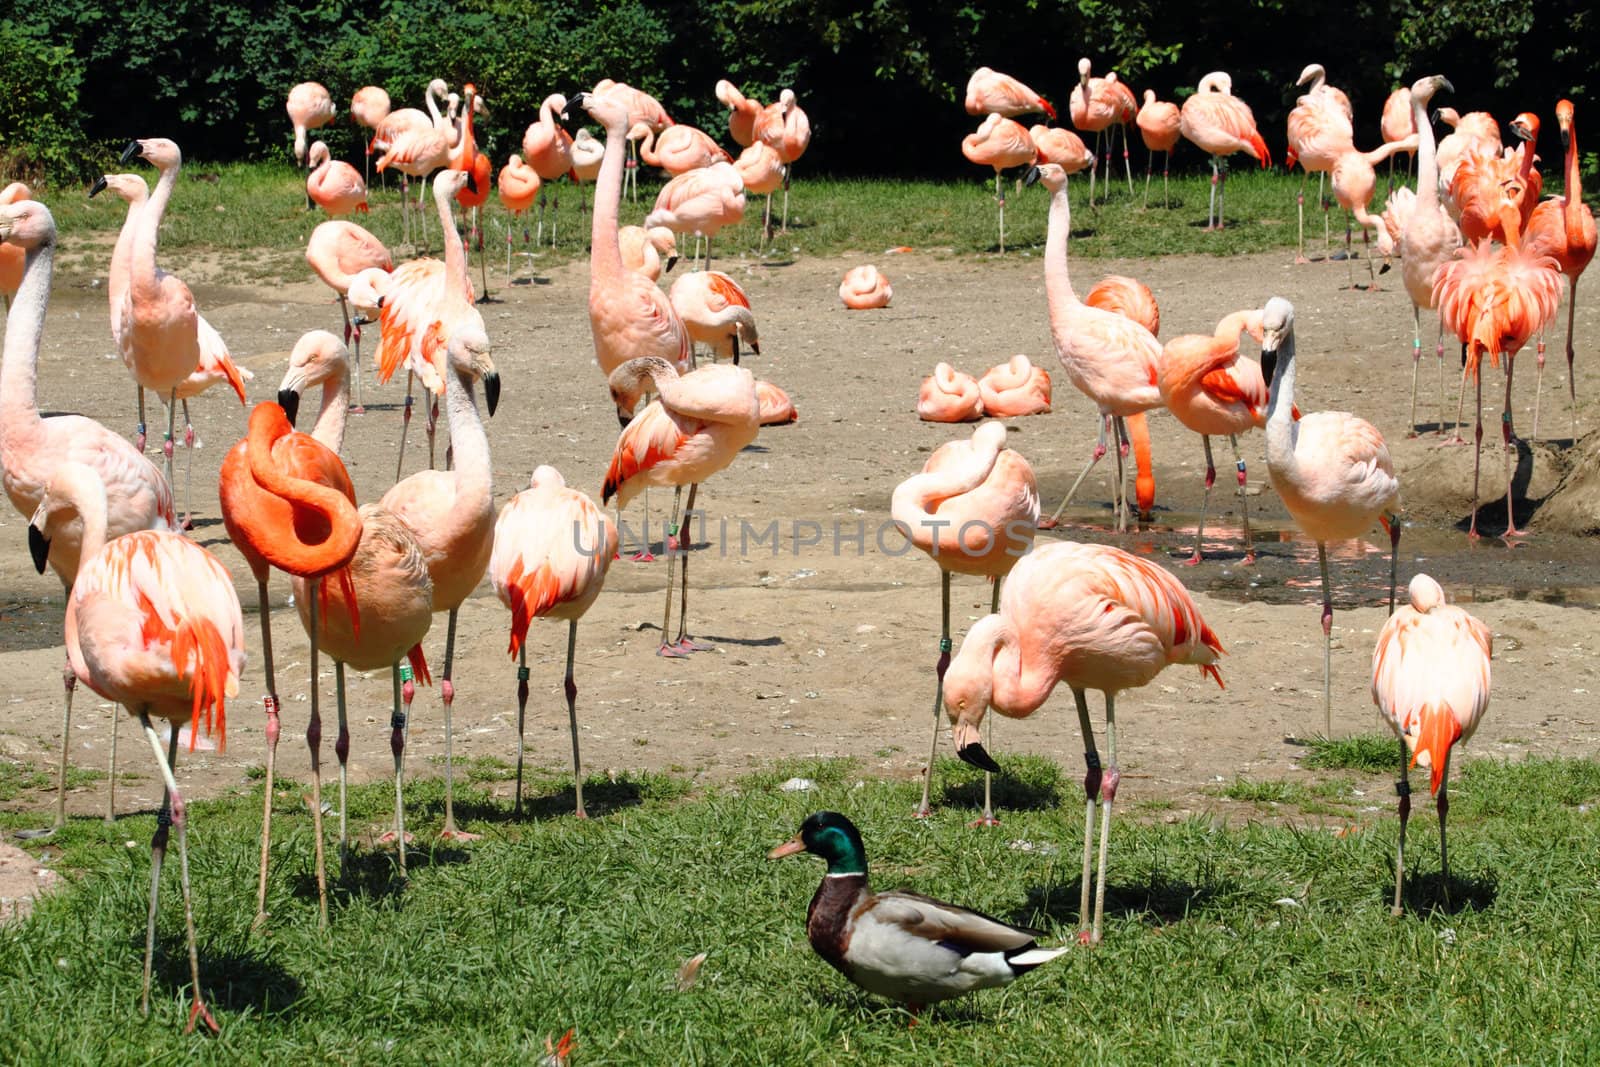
left=0, top=54, right=1590, bottom=1027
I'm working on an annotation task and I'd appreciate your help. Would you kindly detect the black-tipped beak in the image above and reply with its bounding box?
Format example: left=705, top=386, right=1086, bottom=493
left=483, top=372, right=500, bottom=417
left=664, top=255, right=679, bottom=274
left=1260, top=348, right=1278, bottom=385
left=119, top=141, right=141, bottom=164
left=1378, top=261, right=1392, bottom=275
left=1511, top=123, right=1533, bottom=143
left=277, top=388, right=301, bottom=427
left=616, top=405, right=633, bottom=429
left=1430, top=109, right=1442, bottom=124
left=1023, top=165, right=1042, bottom=187
left=1561, top=128, right=1571, bottom=149
left=88, top=176, right=108, bottom=199
left=353, top=311, right=373, bottom=326
left=28, top=526, right=49, bottom=575
left=466, top=172, right=480, bottom=195
left=1438, top=77, right=1455, bottom=95
left=957, top=742, right=1002, bottom=774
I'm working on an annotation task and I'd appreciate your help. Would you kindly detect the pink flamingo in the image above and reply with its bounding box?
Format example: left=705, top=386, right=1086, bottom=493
left=1372, top=573, right=1492, bottom=914
left=945, top=539, right=1222, bottom=942
left=287, top=82, right=336, bottom=167
left=715, top=79, right=762, bottom=147
left=490, top=466, right=617, bottom=817
left=755, top=379, right=798, bottom=425
left=1028, top=125, right=1095, bottom=209
left=645, top=161, right=746, bottom=270
left=1028, top=164, right=1163, bottom=532
left=1380, top=86, right=1416, bottom=185
left=840, top=265, right=892, bottom=308
left=522, top=93, right=576, bottom=246
left=0, top=182, right=26, bottom=309
left=497, top=154, right=541, bottom=273
left=306, top=141, right=368, bottom=216
left=637, top=123, right=734, bottom=176
left=1179, top=72, right=1271, bottom=231
left=350, top=85, right=391, bottom=188
left=619, top=225, right=681, bottom=281
left=962, top=113, right=1035, bottom=253
left=966, top=67, right=1055, bottom=119
left=978, top=355, right=1051, bottom=417
left=1069, top=58, right=1138, bottom=205
left=374, top=81, right=454, bottom=250
left=595, top=80, right=673, bottom=202
left=1, top=198, right=176, bottom=835
left=1331, top=133, right=1420, bottom=288
left=734, top=141, right=786, bottom=244
left=306, top=219, right=392, bottom=411
left=570, top=128, right=605, bottom=226
left=754, top=89, right=811, bottom=231
left=1286, top=63, right=1354, bottom=261
left=893, top=421, right=1038, bottom=824
left=1449, top=114, right=1542, bottom=246
left=916, top=363, right=984, bottom=422
left=275, top=334, right=435, bottom=875
left=29, top=461, right=243, bottom=1033
left=1260, top=297, right=1401, bottom=734
left=1158, top=309, right=1268, bottom=564
left=669, top=270, right=759, bottom=364
left=1135, top=89, right=1181, bottom=207
left=602, top=356, right=759, bottom=657
left=1434, top=107, right=1501, bottom=197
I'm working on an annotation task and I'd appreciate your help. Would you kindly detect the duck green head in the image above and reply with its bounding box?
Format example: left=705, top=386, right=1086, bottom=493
left=768, top=811, right=869, bottom=876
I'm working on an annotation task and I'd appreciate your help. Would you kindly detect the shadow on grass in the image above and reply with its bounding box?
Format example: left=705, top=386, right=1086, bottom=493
left=149, top=935, right=303, bottom=1015
left=1018, top=868, right=1238, bottom=929
left=288, top=840, right=473, bottom=904
left=1393, top=869, right=1497, bottom=916
left=501, top=778, right=649, bottom=822
left=938, top=770, right=1062, bottom=814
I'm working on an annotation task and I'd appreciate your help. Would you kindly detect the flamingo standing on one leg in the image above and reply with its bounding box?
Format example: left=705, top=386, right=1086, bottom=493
left=497, top=154, right=541, bottom=276
left=570, top=128, right=605, bottom=233
left=351, top=85, right=392, bottom=187
left=946, top=540, right=1223, bottom=943
left=1285, top=64, right=1354, bottom=261
left=1260, top=297, right=1402, bottom=736
left=522, top=93, right=575, bottom=247
left=754, top=89, right=810, bottom=232
left=1136, top=90, right=1181, bottom=207
left=669, top=270, right=759, bottom=364
left=306, top=141, right=369, bottom=217
left=1523, top=99, right=1596, bottom=441
left=1179, top=72, right=1271, bottom=231
left=715, top=79, right=761, bottom=148
left=962, top=114, right=1035, bottom=253
left=1069, top=59, right=1137, bottom=206
left=602, top=356, right=758, bottom=657
left=288, top=81, right=336, bottom=207
left=893, top=421, right=1038, bottom=825
left=490, top=466, right=616, bottom=818
left=306, top=219, right=392, bottom=413
left=1, top=199, right=176, bottom=835
left=734, top=141, right=786, bottom=247
left=28, top=462, right=244, bottom=1033
left=645, top=162, right=746, bottom=271
left=1373, top=573, right=1491, bottom=914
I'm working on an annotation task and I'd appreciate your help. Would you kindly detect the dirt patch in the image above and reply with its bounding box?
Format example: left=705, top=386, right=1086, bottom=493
left=0, top=841, right=61, bottom=924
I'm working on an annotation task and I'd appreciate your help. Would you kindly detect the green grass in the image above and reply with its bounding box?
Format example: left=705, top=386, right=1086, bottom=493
left=0, top=757, right=103, bottom=802
left=1302, top=733, right=1406, bottom=773
left=36, top=158, right=1319, bottom=282
left=4, top=753, right=1600, bottom=1062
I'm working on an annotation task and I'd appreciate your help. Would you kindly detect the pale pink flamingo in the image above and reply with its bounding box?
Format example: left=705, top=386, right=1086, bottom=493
left=377, top=300, right=498, bottom=843
left=966, top=67, right=1055, bottom=119
left=119, top=139, right=247, bottom=508
left=840, top=265, right=892, bottom=308
left=1, top=198, right=176, bottom=835
left=734, top=141, right=786, bottom=243
left=29, top=461, right=243, bottom=1032
left=369, top=80, right=444, bottom=242
left=618, top=224, right=681, bottom=281
left=1028, top=125, right=1095, bottom=206
left=350, top=84, right=392, bottom=188
left=1158, top=309, right=1267, bottom=563
left=715, top=79, right=762, bottom=147
left=1260, top=296, right=1401, bottom=734
left=497, top=154, right=541, bottom=274
left=490, top=466, right=616, bottom=817
left=893, top=421, right=1038, bottom=824
left=1380, top=85, right=1416, bottom=184
left=1372, top=573, right=1492, bottom=914
left=306, top=141, right=368, bottom=217
left=754, top=89, right=810, bottom=231
left=287, top=82, right=336, bottom=166
left=669, top=270, right=759, bottom=364
left=755, top=379, right=798, bottom=425
left=945, top=539, right=1222, bottom=942
left=1028, top=164, right=1162, bottom=532
left=522, top=93, right=576, bottom=245
left=637, top=123, right=734, bottom=176
left=275, top=334, right=435, bottom=875
left=1069, top=58, right=1138, bottom=204
left=306, top=218, right=393, bottom=411
left=645, top=161, right=746, bottom=269
left=0, top=182, right=26, bottom=309
left=1435, top=108, right=1501, bottom=202
left=1523, top=99, right=1596, bottom=440
left=570, top=128, right=605, bottom=228
left=1179, top=72, right=1271, bottom=230
left=602, top=356, right=759, bottom=657
left=595, top=80, right=673, bottom=202
left=374, top=80, right=453, bottom=250
left=1286, top=63, right=1354, bottom=260
left=1135, top=89, right=1181, bottom=206
left=916, top=363, right=984, bottom=422
left=978, top=355, right=1051, bottom=417
left=962, top=113, right=1035, bottom=252
left=1331, top=133, right=1420, bottom=288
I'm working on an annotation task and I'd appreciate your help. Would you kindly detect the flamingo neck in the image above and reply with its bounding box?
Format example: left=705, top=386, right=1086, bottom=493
left=1563, top=121, right=1584, bottom=237
left=1413, top=94, right=1440, bottom=210
left=1043, top=183, right=1082, bottom=345
left=442, top=365, right=492, bottom=516
left=131, top=159, right=177, bottom=304
left=1264, top=332, right=1299, bottom=460
left=890, top=432, right=1003, bottom=535
left=591, top=115, right=628, bottom=278
left=0, top=232, right=50, bottom=449
left=312, top=366, right=351, bottom=455
left=109, top=193, right=146, bottom=317
left=60, top=465, right=110, bottom=579
left=435, top=179, right=468, bottom=300
left=243, top=405, right=359, bottom=578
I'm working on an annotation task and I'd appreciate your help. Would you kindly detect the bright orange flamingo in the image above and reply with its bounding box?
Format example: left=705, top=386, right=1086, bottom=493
left=619, top=224, right=680, bottom=281
left=220, top=390, right=361, bottom=930
left=497, top=154, right=541, bottom=274
left=1372, top=573, right=1492, bottom=914
left=602, top=356, right=759, bottom=657
left=1450, top=114, right=1542, bottom=245
left=28, top=461, right=244, bottom=1033
left=1285, top=63, right=1354, bottom=261
left=306, top=219, right=392, bottom=412
left=1028, top=164, right=1162, bottom=532
left=306, top=141, right=368, bottom=217
left=645, top=161, right=746, bottom=270
left=1069, top=58, right=1137, bottom=205
left=715, top=79, right=762, bottom=147
left=669, top=270, right=759, bottom=364
left=522, top=93, right=576, bottom=246
left=1523, top=99, right=1596, bottom=440
left=754, top=89, right=810, bottom=231
left=0, top=181, right=27, bottom=309
left=965, top=67, right=1055, bottom=120
left=755, top=379, right=798, bottom=425
left=1158, top=309, right=1267, bottom=563
left=893, top=421, right=1038, bottom=824
left=978, top=355, right=1051, bottom=417
left=916, top=363, right=984, bottom=422
left=1135, top=90, right=1181, bottom=207
left=276, top=334, right=435, bottom=875
left=449, top=84, right=493, bottom=298
left=637, top=123, right=734, bottom=176
left=1, top=198, right=175, bottom=835
left=1260, top=297, right=1401, bottom=734
left=945, top=540, right=1222, bottom=942
left=490, top=466, right=617, bottom=817
left=734, top=141, right=786, bottom=244
left=840, top=265, right=892, bottom=308
left=1179, top=72, right=1271, bottom=231
left=962, top=113, right=1035, bottom=252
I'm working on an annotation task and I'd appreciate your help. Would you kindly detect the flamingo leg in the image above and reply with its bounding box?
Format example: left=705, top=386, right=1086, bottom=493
left=105, top=702, right=118, bottom=825
left=914, top=569, right=953, bottom=819
left=1039, top=415, right=1111, bottom=529
left=1217, top=164, right=1227, bottom=231
left=1454, top=343, right=1471, bottom=446
left=1143, top=146, right=1153, bottom=207
left=1409, top=307, right=1423, bottom=434
left=180, top=399, right=195, bottom=530
left=44, top=662, right=75, bottom=835
left=968, top=579, right=1003, bottom=829
left=395, top=370, right=414, bottom=483
left=565, top=619, right=587, bottom=818
left=550, top=187, right=560, bottom=248
left=162, top=388, right=177, bottom=504
left=1295, top=173, right=1308, bottom=263
left=762, top=192, right=773, bottom=250
left=1319, top=172, right=1332, bottom=251
left=1343, top=214, right=1355, bottom=287
left=335, top=661, right=350, bottom=873
left=1072, top=687, right=1101, bottom=942
left=439, top=608, right=480, bottom=841
left=383, top=662, right=415, bottom=876
left=1120, top=123, right=1134, bottom=193
left=535, top=190, right=546, bottom=247
left=672, top=484, right=712, bottom=653
left=1161, top=151, right=1170, bottom=208
left=140, top=717, right=171, bottom=1020
left=136, top=386, right=147, bottom=452
left=1437, top=752, right=1453, bottom=908
left=1502, top=356, right=1524, bottom=540
left=781, top=164, right=793, bottom=233
left=341, top=295, right=365, bottom=414
left=513, top=644, right=530, bottom=820
left=1186, top=435, right=1216, bottom=565
left=426, top=396, right=439, bottom=470
left=1091, top=691, right=1119, bottom=944
left=305, top=578, right=330, bottom=928
left=1318, top=542, right=1333, bottom=737
left=1111, top=418, right=1128, bottom=533
left=1205, top=158, right=1218, bottom=230
left=1088, top=131, right=1100, bottom=208
left=1438, top=321, right=1451, bottom=439
left=1230, top=434, right=1255, bottom=564
left=658, top=486, right=688, bottom=658
left=1386, top=514, right=1401, bottom=616
left=1468, top=369, right=1483, bottom=540
left=996, top=171, right=1006, bottom=254
left=252, top=578, right=278, bottom=932
left=1567, top=278, right=1580, bottom=442
left=1391, top=737, right=1411, bottom=916
left=1534, top=334, right=1547, bottom=441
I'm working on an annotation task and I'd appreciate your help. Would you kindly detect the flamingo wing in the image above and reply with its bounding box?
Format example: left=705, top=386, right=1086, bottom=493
left=603, top=402, right=690, bottom=505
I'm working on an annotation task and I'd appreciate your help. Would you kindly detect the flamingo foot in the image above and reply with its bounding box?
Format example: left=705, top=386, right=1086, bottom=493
left=1502, top=526, right=1528, bottom=546
left=967, top=815, right=1001, bottom=828
left=911, top=804, right=933, bottom=819
left=348, top=405, right=366, bottom=416
left=1294, top=255, right=1310, bottom=265
left=674, top=636, right=714, bottom=654
left=180, top=513, right=195, bottom=532
left=1182, top=552, right=1203, bottom=567
left=1036, top=517, right=1060, bottom=531
left=1241, top=552, right=1257, bottom=566
left=656, top=643, right=691, bottom=659
left=438, top=828, right=483, bottom=843
left=1076, top=930, right=1097, bottom=946
left=630, top=551, right=656, bottom=563
left=376, top=830, right=415, bottom=845
left=185, top=998, right=220, bottom=1036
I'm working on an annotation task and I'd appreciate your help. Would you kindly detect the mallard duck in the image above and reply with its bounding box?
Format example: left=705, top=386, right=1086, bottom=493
left=769, top=812, right=1069, bottom=1012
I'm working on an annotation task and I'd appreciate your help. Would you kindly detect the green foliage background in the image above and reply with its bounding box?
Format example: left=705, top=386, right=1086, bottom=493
left=0, top=0, right=1594, bottom=181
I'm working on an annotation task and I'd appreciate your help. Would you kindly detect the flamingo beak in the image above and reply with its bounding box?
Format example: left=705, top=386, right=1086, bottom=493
left=466, top=172, right=480, bottom=195
left=277, top=388, right=301, bottom=428
left=1437, top=77, right=1454, bottom=95
left=88, top=176, right=108, bottom=199
left=118, top=141, right=141, bottom=164
left=665, top=255, right=679, bottom=274
left=956, top=741, right=1002, bottom=774
left=1023, top=165, right=1043, bottom=187
left=28, top=525, right=50, bottom=574
left=483, top=372, right=501, bottom=417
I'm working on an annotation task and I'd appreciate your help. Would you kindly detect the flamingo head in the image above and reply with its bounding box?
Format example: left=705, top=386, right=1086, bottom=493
left=1024, top=162, right=1067, bottom=193
left=1295, top=63, right=1326, bottom=88
left=308, top=140, right=331, bottom=168
left=27, top=462, right=101, bottom=575
left=448, top=321, right=499, bottom=417
left=121, top=137, right=181, bottom=171
left=346, top=267, right=389, bottom=324
left=608, top=356, right=676, bottom=417
left=88, top=173, right=147, bottom=204
left=1408, top=573, right=1446, bottom=613
left=647, top=226, right=680, bottom=272
left=574, top=90, right=630, bottom=133
left=528, top=465, right=567, bottom=492
left=1556, top=100, right=1574, bottom=147
left=1077, top=57, right=1091, bottom=84
left=0, top=198, right=54, bottom=250
left=1259, top=297, right=1295, bottom=385
left=943, top=613, right=1007, bottom=774
left=276, top=329, right=349, bottom=426
left=1409, top=74, right=1452, bottom=108
left=1510, top=113, right=1540, bottom=143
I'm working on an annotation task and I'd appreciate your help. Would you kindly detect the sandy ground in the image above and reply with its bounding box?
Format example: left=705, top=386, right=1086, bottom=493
left=2, top=225, right=1599, bottom=838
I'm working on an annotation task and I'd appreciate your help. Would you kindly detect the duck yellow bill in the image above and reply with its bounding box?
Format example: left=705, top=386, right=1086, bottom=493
left=768, top=836, right=806, bottom=860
